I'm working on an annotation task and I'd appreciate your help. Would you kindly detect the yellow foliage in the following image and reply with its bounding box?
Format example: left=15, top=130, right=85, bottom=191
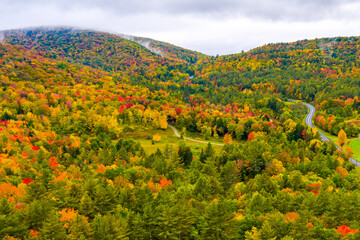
left=336, top=166, right=349, bottom=178
left=284, top=212, right=299, bottom=223
left=59, top=208, right=78, bottom=222
left=266, top=159, right=285, bottom=176
left=153, top=134, right=161, bottom=142
left=338, top=129, right=347, bottom=148
left=224, top=133, right=233, bottom=144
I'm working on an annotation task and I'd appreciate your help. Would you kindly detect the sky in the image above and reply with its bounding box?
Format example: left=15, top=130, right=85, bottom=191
left=1, top=0, right=360, bottom=55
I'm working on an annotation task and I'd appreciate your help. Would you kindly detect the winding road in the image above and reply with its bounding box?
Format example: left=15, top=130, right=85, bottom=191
left=302, top=101, right=360, bottom=166
left=168, top=125, right=224, bottom=146
left=169, top=102, right=360, bottom=166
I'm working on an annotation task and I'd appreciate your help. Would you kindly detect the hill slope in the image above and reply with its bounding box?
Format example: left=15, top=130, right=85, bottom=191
left=1, top=27, right=201, bottom=86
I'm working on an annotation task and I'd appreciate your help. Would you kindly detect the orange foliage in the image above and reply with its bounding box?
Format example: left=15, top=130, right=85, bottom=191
left=285, top=212, right=299, bottom=222
left=336, top=167, right=349, bottom=178
left=160, top=178, right=173, bottom=188
left=59, top=208, right=78, bottom=222
left=248, top=132, right=255, bottom=141
left=49, top=156, right=59, bottom=169
left=224, top=133, right=233, bottom=144
left=29, top=230, right=39, bottom=239
left=336, top=225, right=359, bottom=236
left=0, top=182, right=25, bottom=202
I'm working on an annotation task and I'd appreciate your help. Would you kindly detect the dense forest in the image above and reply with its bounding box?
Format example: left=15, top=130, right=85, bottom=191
left=0, top=27, right=360, bottom=239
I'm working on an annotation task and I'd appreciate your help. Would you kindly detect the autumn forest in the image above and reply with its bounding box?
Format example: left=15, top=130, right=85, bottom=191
left=1, top=27, right=360, bottom=239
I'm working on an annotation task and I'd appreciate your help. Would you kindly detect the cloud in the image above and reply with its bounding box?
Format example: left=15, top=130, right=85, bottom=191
left=4, top=0, right=360, bottom=21
left=1, top=0, right=360, bottom=55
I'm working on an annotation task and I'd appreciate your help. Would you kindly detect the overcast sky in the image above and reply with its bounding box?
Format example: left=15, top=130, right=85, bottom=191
left=1, top=0, right=360, bottom=55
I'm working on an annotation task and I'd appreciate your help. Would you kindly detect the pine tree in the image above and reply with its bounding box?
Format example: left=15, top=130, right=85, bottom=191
left=201, top=198, right=239, bottom=239
left=0, top=198, right=27, bottom=239
left=92, top=213, right=129, bottom=240
left=128, top=212, right=150, bottom=239
left=39, top=211, right=67, bottom=240
left=79, top=192, right=96, bottom=219
left=68, top=215, right=93, bottom=240
left=178, top=144, right=193, bottom=167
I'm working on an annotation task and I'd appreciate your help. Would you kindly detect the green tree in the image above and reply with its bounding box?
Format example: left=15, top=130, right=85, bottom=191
left=178, top=144, right=193, bottom=167
left=0, top=198, right=27, bottom=239
left=68, top=214, right=94, bottom=240
left=92, top=213, right=129, bottom=240
left=201, top=199, right=239, bottom=239
left=39, top=211, right=67, bottom=240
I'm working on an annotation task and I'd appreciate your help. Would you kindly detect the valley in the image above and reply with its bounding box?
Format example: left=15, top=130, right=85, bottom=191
left=0, top=27, right=360, bottom=239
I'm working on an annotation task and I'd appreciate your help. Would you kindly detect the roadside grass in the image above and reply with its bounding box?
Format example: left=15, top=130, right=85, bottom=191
left=293, top=100, right=360, bottom=159
left=348, top=138, right=360, bottom=161
left=121, top=124, right=224, bottom=156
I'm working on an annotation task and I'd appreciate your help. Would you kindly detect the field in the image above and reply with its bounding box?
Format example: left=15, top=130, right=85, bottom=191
left=121, top=124, right=224, bottom=156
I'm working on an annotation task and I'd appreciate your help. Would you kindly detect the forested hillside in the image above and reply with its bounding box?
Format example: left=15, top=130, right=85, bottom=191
left=1, top=28, right=360, bottom=239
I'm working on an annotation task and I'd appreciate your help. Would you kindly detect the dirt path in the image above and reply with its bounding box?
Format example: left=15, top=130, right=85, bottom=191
left=168, top=125, right=224, bottom=146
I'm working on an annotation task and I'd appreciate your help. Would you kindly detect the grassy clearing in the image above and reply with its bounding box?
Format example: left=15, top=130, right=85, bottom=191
left=348, top=138, right=360, bottom=160
left=121, top=124, right=224, bottom=156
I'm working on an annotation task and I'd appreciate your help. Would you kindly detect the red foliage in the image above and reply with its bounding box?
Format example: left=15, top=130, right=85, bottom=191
left=301, top=129, right=306, bottom=139
left=308, top=183, right=321, bottom=191
left=175, top=108, right=182, bottom=115
left=336, top=225, right=359, bottom=236
left=49, top=157, right=59, bottom=169
left=306, top=222, right=314, bottom=229
left=32, top=145, right=39, bottom=151
left=119, top=105, right=126, bottom=113
left=0, top=120, right=9, bottom=127
left=248, top=132, right=255, bottom=141
left=29, top=229, right=39, bottom=238
left=160, top=178, right=173, bottom=188
left=23, top=178, right=34, bottom=186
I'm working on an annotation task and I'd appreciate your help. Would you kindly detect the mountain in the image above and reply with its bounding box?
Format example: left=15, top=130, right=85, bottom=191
left=194, top=37, right=360, bottom=102
left=120, top=34, right=208, bottom=64
left=1, top=27, right=360, bottom=239
left=1, top=27, right=204, bottom=86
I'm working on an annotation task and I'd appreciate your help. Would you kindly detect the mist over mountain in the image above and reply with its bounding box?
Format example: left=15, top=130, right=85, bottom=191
left=1, top=26, right=360, bottom=239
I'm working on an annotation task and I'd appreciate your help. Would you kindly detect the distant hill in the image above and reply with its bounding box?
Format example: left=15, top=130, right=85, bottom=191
left=193, top=37, right=360, bottom=103
left=1, top=27, right=205, bottom=86
left=120, top=34, right=208, bottom=64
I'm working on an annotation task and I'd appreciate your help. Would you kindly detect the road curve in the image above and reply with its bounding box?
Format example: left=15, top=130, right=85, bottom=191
left=168, top=125, right=224, bottom=146
left=302, top=101, right=360, bottom=166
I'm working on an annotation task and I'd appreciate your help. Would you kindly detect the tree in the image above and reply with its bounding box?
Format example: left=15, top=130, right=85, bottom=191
left=68, top=215, right=93, bottom=240
left=224, top=133, right=233, bottom=144
left=0, top=198, right=27, bottom=239
left=152, top=134, right=161, bottom=143
left=201, top=199, right=239, bottom=239
left=201, top=125, right=212, bottom=140
left=178, top=144, right=193, bottom=167
left=266, top=159, right=285, bottom=176
left=92, top=213, right=128, bottom=240
left=39, top=211, right=67, bottom=240
left=338, top=129, right=347, bottom=148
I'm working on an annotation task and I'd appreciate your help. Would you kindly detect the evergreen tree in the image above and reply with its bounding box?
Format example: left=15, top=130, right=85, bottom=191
left=92, top=213, right=129, bottom=240
left=178, top=144, right=193, bottom=167
left=68, top=214, right=94, bottom=240
left=39, top=211, right=67, bottom=240
left=0, top=198, right=27, bottom=239
left=201, top=199, right=239, bottom=239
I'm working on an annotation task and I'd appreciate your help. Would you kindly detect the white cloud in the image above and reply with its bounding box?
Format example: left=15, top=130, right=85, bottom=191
left=1, top=0, right=360, bottom=55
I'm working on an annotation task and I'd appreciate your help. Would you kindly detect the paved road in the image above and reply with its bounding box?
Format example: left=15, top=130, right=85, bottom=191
left=168, top=125, right=224, bottom=146
left=302, top=101, right=360, bottom=166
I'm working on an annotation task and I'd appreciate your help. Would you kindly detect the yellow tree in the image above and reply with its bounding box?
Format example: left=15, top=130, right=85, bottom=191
left=224, top=133, right=233, bottom=144
left=338, top=129, right=347, bottom=148
left=153, top=134, right=161, bottom=143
